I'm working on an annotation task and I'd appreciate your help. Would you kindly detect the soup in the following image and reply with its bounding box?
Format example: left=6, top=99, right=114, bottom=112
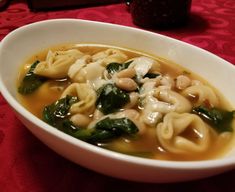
left=17, top=44, right=235, bottom=161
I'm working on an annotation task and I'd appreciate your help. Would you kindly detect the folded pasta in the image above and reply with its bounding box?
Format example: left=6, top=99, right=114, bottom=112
left=34, top=49, right=84, bottom=78
left=156, top=112, right=210, bottom=154
left=182, top=84, right=219, bottom=107
left=61, top=83, right=96, bottom=114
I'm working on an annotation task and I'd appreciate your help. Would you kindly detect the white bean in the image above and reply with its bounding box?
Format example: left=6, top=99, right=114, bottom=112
left=70, top=113, right=91, bottom=127
left=115, top=78, right=138, bottom=91
left=176, top=75, right=191, bottom=90
left=116, top=68, right=136, bottom=78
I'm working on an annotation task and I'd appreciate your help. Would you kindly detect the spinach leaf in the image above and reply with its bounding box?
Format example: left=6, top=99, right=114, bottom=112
left=106, top=61, right=132, bottom=74
left=96, top=83, right=130, bottom=114
left=144, top=73, right=160, bottom=79
left=52, top=117, right=138, bottom=144
left=193, top=105, right=235, bottom=133
left=95, top=117, right=139, bottom=135
left=87, top=129, right=118, bottom=144
left=43, top=95, right=78, bottom=127
left=18, top=60, right=47, bottom=94
left=62, top=120, right=119, bottom=143
left=88, top=117, right=139, bottom=144
left=106, top=62, right=124, bottom=74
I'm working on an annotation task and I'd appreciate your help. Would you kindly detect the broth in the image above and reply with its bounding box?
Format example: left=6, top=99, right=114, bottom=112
left=17, top=44, right=235, bottom=161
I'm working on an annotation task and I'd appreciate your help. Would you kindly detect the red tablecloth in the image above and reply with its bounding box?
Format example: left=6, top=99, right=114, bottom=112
left=1, top=0, right=235, bottom=191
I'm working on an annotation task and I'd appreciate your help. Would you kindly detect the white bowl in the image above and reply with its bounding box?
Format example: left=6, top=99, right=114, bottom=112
left=0, top=19, right=235, bottom=183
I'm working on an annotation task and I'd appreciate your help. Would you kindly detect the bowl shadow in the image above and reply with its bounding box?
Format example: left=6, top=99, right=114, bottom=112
left=161, top=12, right=209, bottom=35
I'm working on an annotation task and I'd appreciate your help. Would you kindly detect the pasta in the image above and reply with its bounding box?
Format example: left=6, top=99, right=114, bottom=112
left=68, top=55, right=91, bottom=82
left=60, top=83, right=97, bottom=114
left=17, top=44, right=235, bottom=161
left=68, top=55, right=106, bottom=89
left=156, top=112, right=210, bottom=154
left=92, top=48, right=128, bottom=66
left=34, top=49, right=84, bottom=78
left=182, top=84, right=219, bottom=107
left=153, top=87, right=192, bottom=113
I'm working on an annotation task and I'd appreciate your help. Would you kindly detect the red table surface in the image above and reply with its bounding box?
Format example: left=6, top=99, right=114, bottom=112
left=1, top=0, right=235, bottom=191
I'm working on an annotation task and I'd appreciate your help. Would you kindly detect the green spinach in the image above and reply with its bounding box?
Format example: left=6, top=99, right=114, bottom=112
left=43, top=95, right=78, bottom=127
left=42, top=95, right=138, bottom=144
left=106, top=61, right=132, bottom=74
left=95, top=117, right=138, bottom=135
left=67, top=117, right=138, bottom=144
left=144, top=73, right=160, bottom=79
left=96, top=83, right=130, bottom=114
left=193, top=105, right=235, bottom=133
left=18, top=60, right=47, bottom=94
left=61, top=120, right=118, bottom=143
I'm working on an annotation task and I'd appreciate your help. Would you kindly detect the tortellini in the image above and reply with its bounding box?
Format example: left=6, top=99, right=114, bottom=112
left=60, top=83, right=96, bottom=114
left=153, top=87, right=192, bottom=113
left=141, top=94, right=163, bottom=126
left=156, top=112, right=210, bottom=154
left=91, top=48, right=128, bottom=66
left=68, top=55, right=106, bottom=87
left=140, top=83, right=192, bottom=126
left=68, top=55, right=91, bottom=82
left=34, top=49, right=84, bottom=78
left=182, top=84, right=219, bottom=107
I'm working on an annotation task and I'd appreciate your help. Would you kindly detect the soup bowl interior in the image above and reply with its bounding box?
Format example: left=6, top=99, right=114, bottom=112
left=0, top=19, right=235, bottom=183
